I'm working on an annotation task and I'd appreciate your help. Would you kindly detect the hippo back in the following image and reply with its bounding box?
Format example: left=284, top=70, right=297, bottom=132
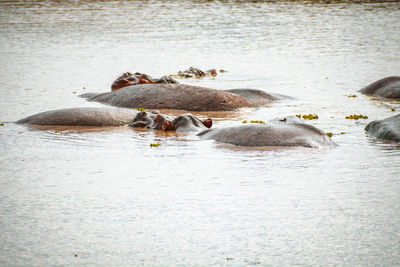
left=359, top=76, right=400, bottom=99
left=16, top=107, right=137, bottom=126
left=198, top=123, right=334, bottom=148
left=365, top=114, right=400, bottom=142
left=82, top=84, right=254, bottom=112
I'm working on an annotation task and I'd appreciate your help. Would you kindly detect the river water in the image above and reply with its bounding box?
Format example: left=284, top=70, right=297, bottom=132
left=0, top=1, right=399, bottom=266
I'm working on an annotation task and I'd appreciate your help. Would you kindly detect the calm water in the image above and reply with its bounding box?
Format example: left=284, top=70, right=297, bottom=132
left=1, top=1, right=400, bottom=266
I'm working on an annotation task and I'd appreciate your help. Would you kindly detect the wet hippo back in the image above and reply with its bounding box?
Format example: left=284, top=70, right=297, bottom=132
left=16, top=107, right=137, bottom=126
left=365, top=114, right=400, bottom=141
left=83, top=84, right=254, bottom=111
left=359, top=76, right=400, bottom=99
left=198, top=122, right=334, bottom=148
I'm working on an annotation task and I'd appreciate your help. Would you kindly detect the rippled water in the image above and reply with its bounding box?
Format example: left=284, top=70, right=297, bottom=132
left=1, top=1, right=400, bottom=266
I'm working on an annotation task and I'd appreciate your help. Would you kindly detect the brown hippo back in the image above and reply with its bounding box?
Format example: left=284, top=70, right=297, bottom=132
left=83, top=84, right=255, bottom=112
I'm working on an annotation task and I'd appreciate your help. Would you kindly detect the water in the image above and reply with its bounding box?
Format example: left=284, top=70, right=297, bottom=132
left=1, top=1, right=400, bottom=266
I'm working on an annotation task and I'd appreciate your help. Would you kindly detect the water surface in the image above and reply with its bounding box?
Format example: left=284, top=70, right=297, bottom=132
left=1, top=1, right=400, bottom=266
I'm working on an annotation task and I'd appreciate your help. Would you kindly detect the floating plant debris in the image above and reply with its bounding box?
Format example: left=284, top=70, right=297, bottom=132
left=242, top=120, right=247, bottom=124
left=326, top=132, right=333, bottom=137
left=391, top=108, right=396, bottom=112
left=0, top=123, right=4, bottom=126
left=55, top=130, right=61, bottom=133
left=345, top=114, right=368, bottom=120
left=137, top=108, right=146, bottom=111
left=150, top=143, right=161, bottom=147
left=346, top=94, right=357, bottom=98
left=250, top=120, right=265, bottom=124
left=296, top=114, right=318, bottom=120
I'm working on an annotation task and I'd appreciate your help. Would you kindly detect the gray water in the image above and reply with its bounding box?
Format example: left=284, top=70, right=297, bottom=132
left=1, top=1, right=400, bottom=266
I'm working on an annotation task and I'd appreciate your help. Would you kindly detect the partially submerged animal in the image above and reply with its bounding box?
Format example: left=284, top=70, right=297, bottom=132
left=198, top=119, right=335, bottom=148
left=111, top=72, right=178, bottom=91
left=80, top=84, right=289, bottom=112
left=177, top=67, right=217, bottom=78
left=365, top=114, right=400, bottom=142
left=129, top=110, right=212, bottom=132
left=359, top=76, right=400, bottom=99
left=16, top=107, right=137, bottom=126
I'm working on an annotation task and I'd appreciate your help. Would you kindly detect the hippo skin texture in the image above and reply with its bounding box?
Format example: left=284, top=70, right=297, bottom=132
left=365, top=114, right=400, bottom=142
left=198, top=122, right=335, bottom=148
left=16, top=107, right=137, bottom=126
left=80, top=84, right=280, bottom=112
left=359, top=76, right=400, bottom=99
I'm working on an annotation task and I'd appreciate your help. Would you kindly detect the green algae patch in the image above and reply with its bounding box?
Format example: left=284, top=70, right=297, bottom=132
left=55, top=130, right=61, bottom=133
left=326, top=132, right=333, bottom=137
left=250, top=120, right=265, bottom=124
left=296, top=114, right=318, bottom=120
left=391, top=108, right=396, bottom=112
left=345, top=94, right=357, bottom=98
left=242, top=120, right=266, bottom=124
left=150, top=143, right=161, bottom=148
left=345, top=114, right=368, bottom=120
left=137, top=108, right=146, bottom=112
left=0, top=123, right=4, bottom=126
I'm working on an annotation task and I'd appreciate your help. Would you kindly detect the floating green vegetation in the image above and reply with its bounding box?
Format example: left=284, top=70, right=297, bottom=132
left=346, top=94, right=357, bottom=98
left=150, top=143, right=161, bottom=148
left=55, top=130, right=61, bottom=133
left=0, top=123, right=4, bottom=126
left=82, top=86, right=86, bottom=90
left=345, top=114, right=368, bottom=120
left=391, top=108, right=396, bottom=112
left=250, top=120, right=265, bottom=124
left=226, top=257, right=234, bottom=261
left=137, top=108, right=146, bottom=112
left=326, top=132, right=333, bottom=137
left=242, top=120, right=247, bottom=124
left=296, top=114, right=318, bottom=120
left=340, top=132, right=345, bottom=134
left=72, top=91, right=76, bottom=94
left=74, top=254, right=78, bottom=257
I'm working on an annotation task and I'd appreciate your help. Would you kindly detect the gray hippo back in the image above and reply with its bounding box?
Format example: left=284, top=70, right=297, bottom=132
left=359, top=76, right=400, bottom=99
left=16, top=107, right=137, bottom=126
left=198, top=122, right=334, bottom=148
left=365, top=114, right=400, bottom=142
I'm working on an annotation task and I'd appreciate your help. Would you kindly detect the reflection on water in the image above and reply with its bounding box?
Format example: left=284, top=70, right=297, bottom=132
left=1, top=1, right=400, bottom=266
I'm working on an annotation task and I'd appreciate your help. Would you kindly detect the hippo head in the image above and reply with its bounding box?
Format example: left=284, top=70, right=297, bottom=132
left=172, top=114, right=212, bottom=132
left=129, top=111, right=212, bottom=132
left=129, top=111, right=158, bottom=128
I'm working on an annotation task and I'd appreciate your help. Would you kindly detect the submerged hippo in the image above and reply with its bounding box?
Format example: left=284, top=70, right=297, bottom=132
left=129, top=110, right=212, bottom=132
left=365, top=114, right=400, bottom=142
left=111, top=72, right=178, bottom=91
left=80, top=84, right=287, bottom=112
left=359, top=76, right=400, bottom=99
left=177, top=67, right=217, bottom=78
left=198, top=119, right=335, bottom=148
left=16, top=107, right=137, bottom=126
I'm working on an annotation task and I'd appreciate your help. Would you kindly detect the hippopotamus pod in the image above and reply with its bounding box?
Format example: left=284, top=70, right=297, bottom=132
left=81, top=84, right=261, bottom=112
left=129, top=110, right=212, bottom=132
left=359, top=76, right=400, bottom=99
left=365, top=114, right=400, bottom=142
left=16, top=107, right=137, bottom=126
left=198, top=121, right=335, bottom=148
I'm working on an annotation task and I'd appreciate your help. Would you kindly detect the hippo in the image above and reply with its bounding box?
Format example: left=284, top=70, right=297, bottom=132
left=177, top=67, right=217, bottom=78
left=80, top=84, right=288, bottom=112
left=16, top=107, right=137, bottom=126
left=359, top=76, right=400, bottom=99
left=198, top=118, right=335, bottom=148
left=111, top=72, right=178, bottom=91
left=365, top=114, right=400, bottom=142
left=129, top=110, right=212, bottom=132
